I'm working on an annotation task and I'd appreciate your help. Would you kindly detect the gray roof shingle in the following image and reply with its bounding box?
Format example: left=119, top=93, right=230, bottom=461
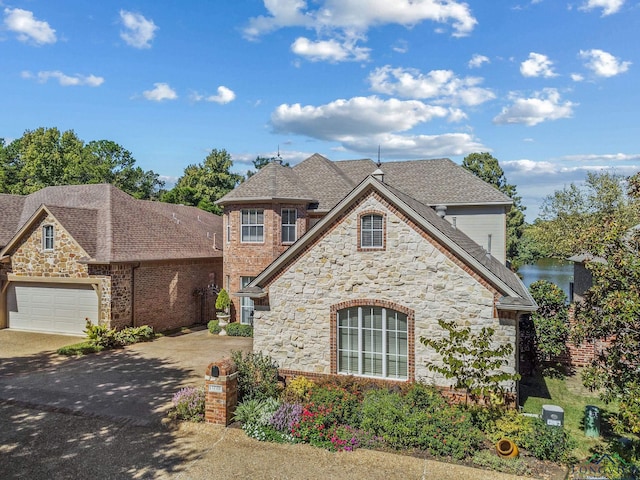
left=0, top=184, right=222, bottom=262
left=215, top=153, right=512, bottom=209
left=0, top=193, right=26, bottom=248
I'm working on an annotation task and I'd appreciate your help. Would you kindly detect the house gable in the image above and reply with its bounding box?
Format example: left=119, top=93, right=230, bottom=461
left=253, top=190, right=508, bottom=382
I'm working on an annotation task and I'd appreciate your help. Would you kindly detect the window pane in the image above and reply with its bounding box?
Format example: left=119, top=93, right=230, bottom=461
left=372, top=308, right=382, bottom=329
left=373, top=215, right=383, bottom=229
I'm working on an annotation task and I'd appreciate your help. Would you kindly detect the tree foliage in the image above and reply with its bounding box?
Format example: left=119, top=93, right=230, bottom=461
left=572, top=222, right=640, bottom=433
left=0, top=127, right=163, bottom=199
left=462, top=152, right=526, bottom=267
left=420, top=319, right=520, bottom=403
left=529, top=172, right=639, bottom=258
left=528, top=280, right=569, bottom=363
left=161, top=149, right=242, bottom=214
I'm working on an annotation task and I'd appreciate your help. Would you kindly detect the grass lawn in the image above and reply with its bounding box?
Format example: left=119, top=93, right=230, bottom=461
left=520, top=370, right=619, bottom=459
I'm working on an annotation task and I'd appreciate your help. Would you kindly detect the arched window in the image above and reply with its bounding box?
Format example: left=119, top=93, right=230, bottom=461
left=337, top=305, right=408, bottom=379
left=360, top=213, right=384, bottom=249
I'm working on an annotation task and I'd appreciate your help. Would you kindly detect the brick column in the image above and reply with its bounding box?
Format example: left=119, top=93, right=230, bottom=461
left=204, top=358, right=238, bottom=426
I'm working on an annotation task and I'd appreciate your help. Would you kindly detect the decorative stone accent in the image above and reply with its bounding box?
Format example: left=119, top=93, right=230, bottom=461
left=253, top=192, right=517, bottom=390
left=204, top=358, right=238, bottom=425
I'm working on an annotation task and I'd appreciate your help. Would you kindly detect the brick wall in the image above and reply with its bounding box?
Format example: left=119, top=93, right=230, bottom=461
left=134, top=258, right=221, bottom=332
left=223, top=203, right=307, bottom=320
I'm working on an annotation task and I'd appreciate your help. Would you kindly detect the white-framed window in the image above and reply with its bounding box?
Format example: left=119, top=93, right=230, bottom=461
left=337, top=306, right=408, bottom=379
left=240, top=276, right=255, bottom=325
left=241, top=209, right=264, bottom=243
left=360, top=214, right=384, bottom=248
left=281, top=208, right=297, bottom=244
left=226, top=215, right=231, bottom=243
left=42, top=225, right=54, bottom=251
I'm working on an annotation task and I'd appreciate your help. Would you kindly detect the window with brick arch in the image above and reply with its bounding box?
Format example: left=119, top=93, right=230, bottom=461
left=360, top=213, right=384, bottom=249
left=337, top=306, right=408, bottom=379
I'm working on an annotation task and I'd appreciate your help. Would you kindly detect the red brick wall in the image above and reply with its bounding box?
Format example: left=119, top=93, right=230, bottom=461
left=223, top=203, right=307, bottom=320
left=133, top=259, right=221, bottom=332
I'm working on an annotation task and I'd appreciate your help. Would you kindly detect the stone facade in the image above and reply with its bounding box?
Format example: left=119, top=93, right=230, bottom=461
left=223, top=203, right=307, bottom=320
left=253, top=191, right=518, bottom=390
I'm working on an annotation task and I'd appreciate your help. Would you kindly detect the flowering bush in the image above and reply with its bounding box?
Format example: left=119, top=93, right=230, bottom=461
left=269, top=402, right=303, bottom=431
left=308, top=384, right=361, bottom=427
left=283, top=376, right=314, bottom=402
left=169, top=387, right=205, bottom=422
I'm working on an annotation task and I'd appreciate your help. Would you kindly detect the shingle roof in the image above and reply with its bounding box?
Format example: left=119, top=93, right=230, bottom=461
left=215, top=153, right=512, bottom=209
left=244, top=176, right=535, bottom=310
left=0, top=184, right=222, bottom=262
left=0, top=193, right=26, bottom=248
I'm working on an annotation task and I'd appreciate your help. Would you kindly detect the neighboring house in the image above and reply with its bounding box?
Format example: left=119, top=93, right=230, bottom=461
left=0, top=184, right=222, bottom=335
left=216, top=154, right=536, bottom=391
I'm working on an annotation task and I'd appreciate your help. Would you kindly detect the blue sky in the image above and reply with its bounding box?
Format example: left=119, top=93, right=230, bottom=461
left=1, top=1, right=638, bottom=220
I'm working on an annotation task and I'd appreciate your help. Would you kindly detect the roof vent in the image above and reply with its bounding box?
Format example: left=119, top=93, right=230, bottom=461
left=435, top=205, right=447, bottom=218
left=372, top=168, right=384, bottom=183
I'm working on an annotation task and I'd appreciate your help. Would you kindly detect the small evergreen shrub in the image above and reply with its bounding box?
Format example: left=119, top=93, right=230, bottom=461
left=207, top=320, right=221, bottom=334
left=231, top=351, right=280, bottom=402
left=169, top=387, right=205, bottom=422
left=83, top=320, right=155, bottom=349
left=215, top=288, right=231, bottom=313
left=226, top=323, right=253, bottom=337
left=115, top=325, right=154, bottom=345
left=521, top=419, right=576, bottom=463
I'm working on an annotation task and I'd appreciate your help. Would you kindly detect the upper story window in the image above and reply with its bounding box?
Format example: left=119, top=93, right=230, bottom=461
left=226, top=216, right=231, bottom=243
left=281, top=208, right=297, bottom=244
left=42, top=225, right=54, bottom=251
left=241, top=209, right=264, bottom=243
left=360, top=213, right=384, bottom=249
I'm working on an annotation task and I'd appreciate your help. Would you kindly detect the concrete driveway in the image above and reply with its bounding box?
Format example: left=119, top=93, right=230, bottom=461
left=0, top=328, right=252, bottom=426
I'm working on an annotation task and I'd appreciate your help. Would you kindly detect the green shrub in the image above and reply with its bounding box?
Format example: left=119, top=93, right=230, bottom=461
left=226, top=322, right=253, bottom=337
left=215, top=288, right=231, bottom=312
left=487, top=409, right=534, bottom=443
left=169, top=387, right=205, bottom=422
left=521, top=419, right=576, bottom=463
left=207, top=320, right=221, bottom=335
left=57, top=341, right=104, bottom=356
left=84, top=320, right=120, bottom=348
left=115, top=325, right=154, bottom=345
left=472, top=450, right=531, bottom=476
left=231, top=351, right=280, bottom=402
left=360, top=385, right=484, bottom=460
left=308, top=384, right=362, bottom=427
left=233, top=397, right=280, bottom=425
left=283, top=376, right=315, bottom=403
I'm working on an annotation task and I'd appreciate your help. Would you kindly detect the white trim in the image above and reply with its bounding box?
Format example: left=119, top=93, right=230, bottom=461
left=240, top=209, right=264, bottom=243
left=281, top=208, right=297, bottom=244
left=42, top=224, right=54, bottom=251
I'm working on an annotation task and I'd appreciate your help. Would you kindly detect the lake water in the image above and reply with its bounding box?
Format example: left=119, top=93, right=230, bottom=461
left=518, top=258, right=574, bottom=300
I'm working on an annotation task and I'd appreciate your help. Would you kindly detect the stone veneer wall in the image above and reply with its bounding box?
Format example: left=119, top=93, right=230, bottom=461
left=253, top=191, right=518, bottom=389
left=223, top=203, right=307, bottom=321
left=7, top=213, right=112, bottom=324
left=134, top=259, right=221, bottom=332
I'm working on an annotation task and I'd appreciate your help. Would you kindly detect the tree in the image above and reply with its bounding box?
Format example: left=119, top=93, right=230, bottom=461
left=462, top=152, right=526, bottom=267
left=572, top=222, right=640, bottom=434
left=420, top=319, right=521, bottom=403
left=529, top=172, right=639, bottom=258
left=161, top=149, right=242, bottom=214
left=528, top=280, right=569, bottom=366
left=0, top=127, right=163, bottom=199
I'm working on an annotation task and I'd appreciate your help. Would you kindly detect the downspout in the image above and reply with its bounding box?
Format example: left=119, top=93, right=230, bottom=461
left=131, top=262, right=141, bottom=327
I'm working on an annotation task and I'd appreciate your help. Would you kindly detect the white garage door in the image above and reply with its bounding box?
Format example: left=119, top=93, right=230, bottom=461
left=7, top=283, right=98, bottom=335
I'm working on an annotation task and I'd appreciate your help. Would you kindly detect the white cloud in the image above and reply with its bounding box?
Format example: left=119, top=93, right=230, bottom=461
left=493, top=88, right=576, bottom=126
left=520, top=52, right=557, bottom=78
left=468, top=54, right=490, bottom=69
left=579, top=0, right=625, bottom=16
left=143, top=83, right=177, bottom=101
left=291, top=36, right=370, bottom=62
left=560, top=153, right=640, bottom=162
left=269, top=95, right=486, bottom=157
left=368, top=65, right=495, bottom=106
left=244, top=0, right=477, bottom=39
left=571, top=73, right=584, bottom=82
left=22, top=70, right=104, bottom=87
left=119, top=10, right=158, bottom=49
left=579, top=49, right=631, bottom=77
left=392, top=39, right=409, bottom=54
left=191, top=86, right=236, bottom=104
left=3, top=8, right=56, bottom=45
